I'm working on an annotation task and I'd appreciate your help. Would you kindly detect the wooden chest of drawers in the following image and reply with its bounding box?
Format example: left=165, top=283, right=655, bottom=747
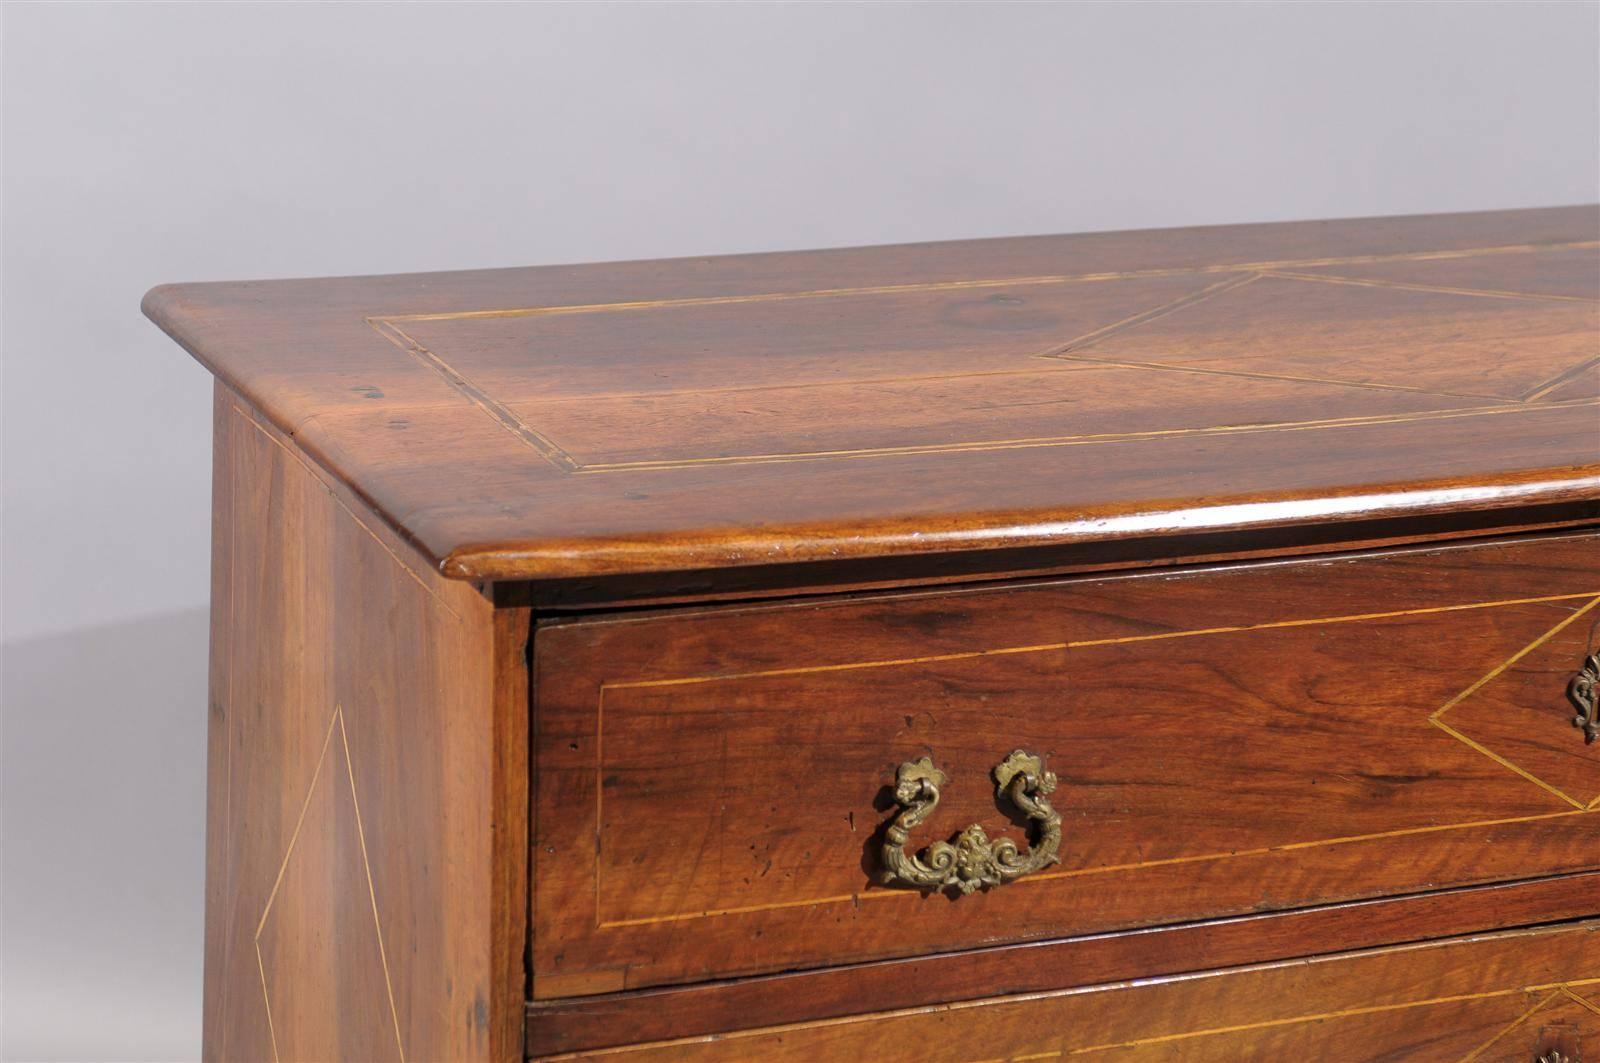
left=146, top=206, right=1600, bottom=1061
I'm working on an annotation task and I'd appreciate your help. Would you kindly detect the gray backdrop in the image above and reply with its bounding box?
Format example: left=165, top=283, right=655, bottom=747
left=3, top=2, right=1596, bottom=1059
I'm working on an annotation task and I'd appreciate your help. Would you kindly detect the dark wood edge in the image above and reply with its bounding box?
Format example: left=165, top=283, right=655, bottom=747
left=517, top=511, right=1600, bottom=624
left=501, top=499, right=1600, bottom=613
left=449, top=470, right=1600, bottom=585
left=492, top=608, right=532, bottom=1063
left=523, top=871, right=1600, bottom=1056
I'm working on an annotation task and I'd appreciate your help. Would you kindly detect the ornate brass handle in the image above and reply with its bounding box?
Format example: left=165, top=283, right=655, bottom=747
left=879, top=749, right=1061, bottom=895
left=1569, top=651, right=1599, bottom=745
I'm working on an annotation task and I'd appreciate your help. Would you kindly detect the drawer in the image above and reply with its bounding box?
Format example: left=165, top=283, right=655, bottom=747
left=532, top=533, right=1600, bottom=996
left=547, top=919, right=1600, bottom=1061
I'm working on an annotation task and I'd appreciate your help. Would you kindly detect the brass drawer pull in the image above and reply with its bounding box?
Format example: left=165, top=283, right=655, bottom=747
left=1570, top=651, right=1599, bottom=745
left=880, top=750, right=1061, bottom=895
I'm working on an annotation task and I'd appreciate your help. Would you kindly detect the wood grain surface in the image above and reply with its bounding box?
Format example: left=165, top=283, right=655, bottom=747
left=144, top=207, right=1600, bottom=591
left=538, top=921, right=1600, bottom=1062
left=530, top=533, right=1600, bottom=995
left=204, top=385, right=528, bottom=1062
left=523, top=872, right=1600, bottom=1056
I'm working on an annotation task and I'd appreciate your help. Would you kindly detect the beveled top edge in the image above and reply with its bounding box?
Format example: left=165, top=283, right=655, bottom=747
left=441, top=469, right=1600, bottom=581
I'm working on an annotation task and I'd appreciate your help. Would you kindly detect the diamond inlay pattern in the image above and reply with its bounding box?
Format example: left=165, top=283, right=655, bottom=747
left=1434, top=598, right=1600, bottom=809
left=255, top=707, right=404, bottom=1063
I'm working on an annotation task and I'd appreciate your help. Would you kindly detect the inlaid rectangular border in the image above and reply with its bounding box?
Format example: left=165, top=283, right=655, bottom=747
left=367, top=239, right=1600, bottom=474
left=591, top=590, right=1600, bottom=928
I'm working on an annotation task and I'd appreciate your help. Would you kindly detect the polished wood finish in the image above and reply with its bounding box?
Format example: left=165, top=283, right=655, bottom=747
left=524, top=871, right=1600, bottom=1056
left=204, top=387, right=528, bottom=1061
left=150, top=210, right=1600, bottom=1061
left=532, top=533, right=1600, bottom=994
left=145, top=207, right=1598, bottom=594
left=544, top=920, right=1600, bottom=1061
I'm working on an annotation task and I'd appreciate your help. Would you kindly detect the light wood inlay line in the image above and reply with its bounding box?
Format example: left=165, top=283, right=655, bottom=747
left=369, top=319, right=579, bottom=473
left=1433, top=589, right=1600, bottom=813
left=1430, top=595, right=1600, bottom=809
left=1052, top=984, right=1571, bottom=1060
left=1431, top=594, right=1600, bottom=719
left=338, top=709, right=407, bottom=1063
left=254, top=707, right=341, bottom=939
left=547, top=955, right=1600, bottom=1059
left=593, top=810, right=1588, bottom=929
left=1521, top=354, right=1600, bottom=402
left=377, top=322, right=1600, bottom=472
left=254, top=941, right=282, bottom=1063
left=485, top=360, right=1102, bottom=405
left=253, top=706, right=407, bottom=1062
left=1563, top=985, right=1600, bottom=1017
left=233, top=401, right=463, bottom=617
left=1531, top=974, right=1600, bottom=993
left=569, top=399, right=1600, bottom=473
left=368, top=245, right=1599, bottom=474
left=605, top=591, right=1600, bottom=689
left=1258, top=268, right=1600, bottom=304
left=1040, top=271, right=1260, bottom=353
left=1457, top=989, right=1561, bottom=1063
left=591, top=591, right=1600, bottom=926
left=1038, top=352, right=1513, bottom=404
left=1431, top=718, right=1586, bottom=810
left=363, top=239, right=1599, bottom=474
left=373, top=239, right=1600, bottom=323
left=251, top=707, right=338, bottom=1063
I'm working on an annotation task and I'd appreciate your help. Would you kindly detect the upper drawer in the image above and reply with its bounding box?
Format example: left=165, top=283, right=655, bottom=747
left=531, top=533, right=1600, bottom=997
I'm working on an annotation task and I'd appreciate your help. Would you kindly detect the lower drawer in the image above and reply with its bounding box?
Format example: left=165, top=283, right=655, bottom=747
left=533, top=533, right=1600, bottom=994
left=543, top=919, right=1600, bottom=1061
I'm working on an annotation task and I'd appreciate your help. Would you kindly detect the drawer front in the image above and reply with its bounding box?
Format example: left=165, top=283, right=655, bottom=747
left=551, top=920, right=1600, bottom=1061
left=532, top=534, right=1600, bottom=995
